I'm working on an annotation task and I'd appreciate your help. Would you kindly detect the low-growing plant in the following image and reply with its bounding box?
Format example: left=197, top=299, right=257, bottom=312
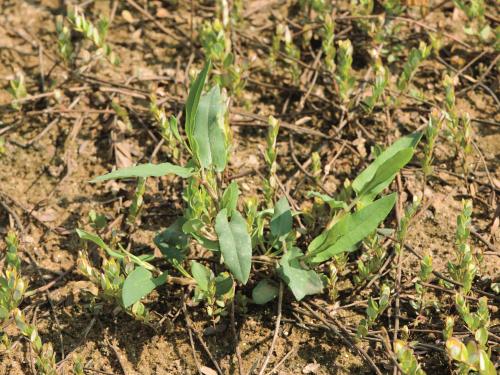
left=397, top=41, right=431, bottom=93
left=200, top=18, right=245, bottom=95
left=446, top=295, right=495, bottom=374
left=8, top=73, right=27, bottom=110
left=78, top=61, right=423, bottom=318
left=357, top=284, right=390, bottom=337
left=1, top=232, right=57, bottom=374
left=453, top=0, right=492, bottom=42
left=394, top=337, right=426, bottom=375
left=335, top=39, right=355, bottom=103
left=67, top=7, right=119, bottom=66
left=321, top=15, right=336, bottom=74
left=447, top=200, right=477, bottom=294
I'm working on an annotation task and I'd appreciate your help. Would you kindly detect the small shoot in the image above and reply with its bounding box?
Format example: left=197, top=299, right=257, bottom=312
left=357, top=284, right=391, bottom=337
left=447, top=200, right=477, bottom=294
left=67, top=7, right=119, bottom=65
left=8, top=72, right=28, bottom=110
left=335, top=39, right=355, bottom=103
left=397, top=42, right=431, bottom=92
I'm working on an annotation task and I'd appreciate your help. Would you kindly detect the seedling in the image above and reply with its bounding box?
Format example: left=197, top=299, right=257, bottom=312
left=446, top=295, right=495, bottom=375
left=357, top=284, right=391, bottom=337
left=447, top=200, right=477, bottom=294
left=394, top=338, right=426, bottom=375
left=199, top=19, right=245, bottom=94
left=335, top=39, right=355, bottom=103
left=321, top=15, right=336, bottom=74
left=67, top=7, right=119, bottom=65
left=1, top=232, right=56, bottom=374
left=363, top=61, right=389, bottom=113
left=397, top=42, right=431, bottom=92
left=8, top=73, right=27, bottom=110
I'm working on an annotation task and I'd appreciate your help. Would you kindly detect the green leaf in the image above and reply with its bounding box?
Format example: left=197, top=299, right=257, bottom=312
left=270, top=197, right=293, bottom=239
left=278, top=247, right=323, bottom=301
left=191, top=261, right=212, bottom=292
left=77, top=229, right=154, bottom=270
left=357, top=148, right=414, bottom=199
left=193, top=85, right=228, bottom=172
left=215, top=209, right=252, bottom=284
left=307, top=191, right=348, bottom=210
left=308, top=193, right=397, bottom=264
left=252, top=279, right=279, bottom=305
left=186, top=61, right=211, bottom=144
left=122, top=267, right=167, bottom=308
left=215, top=272, right=234, bottom=298
left=91, top=162, right=194, bottom=182
left=76, top=228, right=123, bottom=259
left=154, top=218, right=189, bottom=263
left=221, top=181, right=240, bottom=217
left=352, top=132, right=421, bottom=195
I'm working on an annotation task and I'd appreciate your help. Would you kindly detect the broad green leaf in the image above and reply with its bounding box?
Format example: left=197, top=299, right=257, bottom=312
left=357, top=148, right=414, bottom=199
left=215, top=209, right=252, bottom=284
left=154, top=218, right=189, bottom=263
left=186, top=61, right=211, bottom=143
left=352, top=132, right=421, bottom=194
left=193, top=85, right=228, bottom=172
left=270, top=197, right=293, bottom=239
left=252, top=279, right=279, bottom=305
left=278, top=247, right=323, bottom=301
left=91, top=162, right=193, bottom=182
left=122, top=267, right=167, bottom=308
left=221, top=181, right=240, bottom=217
left=307, top=191, right=347, bottom=210
left=191, top=261, right=212, bottom=292
left=308, top=193, right=397, bottom=264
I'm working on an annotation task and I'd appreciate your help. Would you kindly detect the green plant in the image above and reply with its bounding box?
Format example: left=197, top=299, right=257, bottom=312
left=8, top=73, right=28, bottom=110
left=1, top=232, right=57, bottom=374
left=321, top=15, right=336, bottom=73
left=357, top=284, right=390, bottom=337
left=394, top=338, right=426, bottom=375
left=67, top=7, right=119, bottom=65
left=453, top=0, right=492, bottom=42
left=150, top=94, right=181, bottom=161
left=14, top=309, right=57, bottom=375
left=335, top=39, right=355, bottom=103
left=55, top=15, right=73, bottom=63
left=397, top=42, right=431, bottom=92
left=411, top=253, right=433, bottom=312
left=446, top=296, right=495, bottom=375
left=421, top=112, right=441, bottom=178
left=447, top=200, right=477, bottom=294
left=353, top=233, right=386, bottom=285
left=363, top=62, right=389, bottom=112
left=199, top=19, right=245, bottom=94
left=80, top=61, right=422, bottom=323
